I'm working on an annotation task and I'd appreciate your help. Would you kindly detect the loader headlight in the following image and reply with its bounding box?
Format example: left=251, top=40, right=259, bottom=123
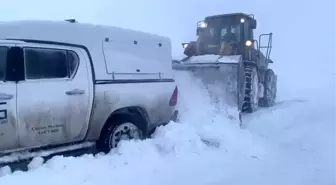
left=245, top=40, right=253, bottom=47
left=240, top=18, right=245, bottom=23
left=197, top=21, right=207, bottom=28
left=182, top=43, right=188, bottom=49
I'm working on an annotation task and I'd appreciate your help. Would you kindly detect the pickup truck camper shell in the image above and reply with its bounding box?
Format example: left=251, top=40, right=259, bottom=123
left=0, top=20, right=174, bottom=81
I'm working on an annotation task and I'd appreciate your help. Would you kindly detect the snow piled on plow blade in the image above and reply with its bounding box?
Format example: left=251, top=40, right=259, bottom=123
left=172, top=54, right=242, bottom=120
left=172, top=70, right=240, bottom=122
left=172, top=54, right=241, bottom=69
left=183, top=54, right=241, bottom=64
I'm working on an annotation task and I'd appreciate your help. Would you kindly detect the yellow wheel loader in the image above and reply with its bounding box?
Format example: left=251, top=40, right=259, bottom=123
left=173, top=13, right=277, bottom=116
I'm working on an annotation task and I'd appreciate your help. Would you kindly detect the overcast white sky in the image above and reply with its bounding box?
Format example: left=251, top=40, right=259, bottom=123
left=0, top=0, right=335, bottom=68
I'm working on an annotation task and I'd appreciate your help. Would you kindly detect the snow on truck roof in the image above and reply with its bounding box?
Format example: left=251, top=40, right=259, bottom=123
left=0, top=20, right=173, bottom=80
left=0, top=20, right=170, bottom=49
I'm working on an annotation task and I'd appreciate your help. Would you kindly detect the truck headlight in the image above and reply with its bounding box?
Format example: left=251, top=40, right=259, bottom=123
left=245, top=40, right=252, bottom=47
left=240, top=18, right=245, bottom=23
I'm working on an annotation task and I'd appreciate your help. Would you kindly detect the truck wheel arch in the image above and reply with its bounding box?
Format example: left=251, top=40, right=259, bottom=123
left=96, top=106, right=150, bottom=151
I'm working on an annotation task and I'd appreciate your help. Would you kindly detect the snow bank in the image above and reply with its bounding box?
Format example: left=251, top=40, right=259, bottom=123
left=172, top=70, right=265, bottom=155
left=0, top=70, right=267, bottom=185
left=0, top=60, right=334, bottom=185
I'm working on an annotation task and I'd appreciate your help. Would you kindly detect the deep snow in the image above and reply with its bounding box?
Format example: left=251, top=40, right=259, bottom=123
left=0, top=61, right=334, bottom=185
left=0, top=0, right=334, bottom=183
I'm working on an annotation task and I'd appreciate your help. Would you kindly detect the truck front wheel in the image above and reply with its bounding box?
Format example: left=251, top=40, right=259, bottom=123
left=97, top=114, right=146, bottom=153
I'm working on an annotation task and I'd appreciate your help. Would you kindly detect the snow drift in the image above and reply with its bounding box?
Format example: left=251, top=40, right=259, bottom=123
left=0, top=62, right=334, bottom=185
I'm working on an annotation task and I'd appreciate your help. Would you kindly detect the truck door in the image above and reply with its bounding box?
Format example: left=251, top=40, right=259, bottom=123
left=0, top=45, right=18, bottom=151
left=16, top=44, right=91, bottom=147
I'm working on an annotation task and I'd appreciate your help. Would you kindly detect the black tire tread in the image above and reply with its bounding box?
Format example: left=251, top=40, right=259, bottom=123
left=241, top=66, right=257, bottom=113
left=96, top=113, right=146, bottom=154
left=259, top=69, right=277, bottom=107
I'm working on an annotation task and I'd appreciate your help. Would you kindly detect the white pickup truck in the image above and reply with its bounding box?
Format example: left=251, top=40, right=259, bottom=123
left=0, top=20, right=178, bottom=163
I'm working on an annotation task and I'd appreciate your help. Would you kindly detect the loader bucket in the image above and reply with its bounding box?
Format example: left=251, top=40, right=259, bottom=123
left=173, top=54, right=245, bottom=117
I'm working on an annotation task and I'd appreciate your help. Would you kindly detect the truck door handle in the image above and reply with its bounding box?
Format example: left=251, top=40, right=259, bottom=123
left=65, top=89, right=85, bottom=95
left=0, top=93, right=13, bottom=100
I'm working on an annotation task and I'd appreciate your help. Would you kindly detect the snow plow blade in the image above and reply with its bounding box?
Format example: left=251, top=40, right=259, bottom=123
left=172, top=54, right=246, bottom=117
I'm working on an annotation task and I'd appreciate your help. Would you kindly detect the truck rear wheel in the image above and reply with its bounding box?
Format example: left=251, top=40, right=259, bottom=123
left=241, top=66, right=259, bottom=113
left=97, top=114, right=146, bottom=154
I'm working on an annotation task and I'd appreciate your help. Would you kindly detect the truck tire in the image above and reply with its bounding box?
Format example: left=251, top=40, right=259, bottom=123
left=241, top=66, right=259, bottom=113
left=97, top=114, right=146, bottom=154
left=259, top=69, right=277, bottom=107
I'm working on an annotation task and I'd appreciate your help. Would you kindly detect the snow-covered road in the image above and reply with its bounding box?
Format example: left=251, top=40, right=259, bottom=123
left=0, top=66, right=334, bottom=185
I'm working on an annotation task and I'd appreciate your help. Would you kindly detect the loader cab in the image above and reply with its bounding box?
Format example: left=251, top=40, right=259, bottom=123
left=190, top=13, right=257, bottom=56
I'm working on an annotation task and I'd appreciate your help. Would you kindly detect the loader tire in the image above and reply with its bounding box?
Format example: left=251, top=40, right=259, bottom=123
left=241, top=66, right=259, bottom=113
left=259, top=69, right=277, bottom=107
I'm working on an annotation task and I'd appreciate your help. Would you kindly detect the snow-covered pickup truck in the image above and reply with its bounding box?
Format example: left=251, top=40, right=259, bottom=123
left=0, top=20, right=178, bottom=164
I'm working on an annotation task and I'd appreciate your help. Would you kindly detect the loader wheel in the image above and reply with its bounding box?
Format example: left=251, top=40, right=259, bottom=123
left=97, top=114, right=146, bottom=154
left=259, top=69, right=277, bottom=107
left=241, top=66, right=259, bottom=113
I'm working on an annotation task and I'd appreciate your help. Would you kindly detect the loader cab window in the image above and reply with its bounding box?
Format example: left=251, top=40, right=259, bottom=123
left=201, top=19, right=241, bottom=45
left=198, top=26, right=217, bottom=45
left=220, top=26, right=239, bottom=44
